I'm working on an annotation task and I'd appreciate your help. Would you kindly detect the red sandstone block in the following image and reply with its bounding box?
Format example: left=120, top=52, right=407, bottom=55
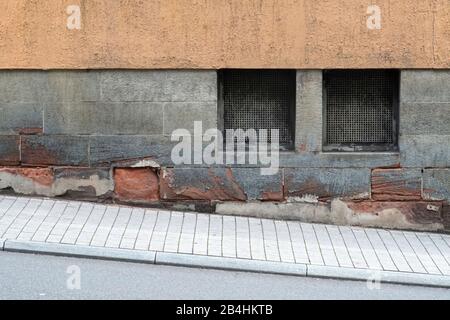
left=372, top=168, right=422, bottom=201
left=160, top=168, right=246, bottom=201
left=114, top=168, right=159, bottom=203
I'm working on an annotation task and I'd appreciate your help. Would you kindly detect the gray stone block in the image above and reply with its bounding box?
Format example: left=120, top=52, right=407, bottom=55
left=400, top=135, right=450, bottom=167
left=423, top=169, right=450, bottom=201
left=0, top=103, right=43, bottom=134
left=46, top=71, right=100, bottom=102
left=295, top=70, right=322, bottom=152
left=284, top=168, right=371, bottom=200
left=401, top=103, right=450, bottom=135
left=232, top=168, right=283, bottom=201
left=45, top=102, right=164, bottom=135
left=21, top=135, right=89, bottom=166
left=0, top=71, right=49, bottom=103
left=279, top=152, right=400, bottom=168
left=401, top=70, right=450, bottom=103
left=0, top=135, right=20, bottom=165
left=160, top=167, right=247, bottom=201
left=89, top=135, right=173, bottom=165
left=100, top=70, right=217, bottom=102
left=0, top=71, right=99, bottom=103
left=163, top=102, right=217, bottom=135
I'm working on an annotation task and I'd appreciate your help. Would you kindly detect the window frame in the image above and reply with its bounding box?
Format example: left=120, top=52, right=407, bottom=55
left=218, top=69, right=297, bottom=151
left=322, top=69, right=400, bottom=152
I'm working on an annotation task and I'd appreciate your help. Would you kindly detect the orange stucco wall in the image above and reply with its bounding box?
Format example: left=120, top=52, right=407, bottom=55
left=0, top=0, right=448, bottom=69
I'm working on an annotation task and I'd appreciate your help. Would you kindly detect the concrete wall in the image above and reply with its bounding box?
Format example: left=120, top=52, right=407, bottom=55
left=0, top=69, right=449, bottom=231
left=0, top=0, right=449, bottom=69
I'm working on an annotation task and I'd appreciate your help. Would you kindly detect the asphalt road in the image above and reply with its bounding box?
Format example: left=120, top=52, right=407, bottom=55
left=0, top=251, right=449, bottom=300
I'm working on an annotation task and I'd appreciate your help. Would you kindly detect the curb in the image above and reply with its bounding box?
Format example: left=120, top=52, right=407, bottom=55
left=1, top=239, right=450, bottom=289
left=3, top=240, right=156, bottom=264
left=306, top=265, right=450, bottom=289
left=156, top=251, right=307, bottom=276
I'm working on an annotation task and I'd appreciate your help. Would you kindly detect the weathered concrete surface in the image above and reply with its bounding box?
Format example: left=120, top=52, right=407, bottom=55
left=160, top=168, right=246, bottom=201
left=0, top=167, right=53, bottom=196
left=114, top=168, right=159, bottom=203
left=295, top=71, right=322, bottom=153
left=216, top=200, right=444, bottom=231
left=346, top=201, right=444, bottom=231
left=372, top=169, right=422, bottom=201
left=284, top=168, right=370, bottom=200
left=0, top=167, right=113, bottom=198
left=0, top=0, right=448, bottom=69
left=52, top=168, right=113, bottom=199
left=21, top=135, right=89, bottom=166
left=0, top=136, right=20, bottom=165
left=423, top=169, right=450, bottom=201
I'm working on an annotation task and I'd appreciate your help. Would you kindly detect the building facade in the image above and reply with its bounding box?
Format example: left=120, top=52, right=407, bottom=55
left=0, top=0, right=449, bottom=231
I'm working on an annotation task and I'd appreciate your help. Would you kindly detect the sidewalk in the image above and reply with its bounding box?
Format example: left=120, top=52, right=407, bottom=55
left=1, top=195, right=450, bottom=288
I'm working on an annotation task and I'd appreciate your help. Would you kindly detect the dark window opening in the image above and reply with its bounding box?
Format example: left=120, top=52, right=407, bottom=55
left=323, top=70, right=399, bottom=152
left=218, top=69, right=296, bottom=150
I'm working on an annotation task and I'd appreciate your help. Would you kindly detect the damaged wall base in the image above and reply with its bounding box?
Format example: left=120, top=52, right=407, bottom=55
left=0, top=165, right=448, bottom=233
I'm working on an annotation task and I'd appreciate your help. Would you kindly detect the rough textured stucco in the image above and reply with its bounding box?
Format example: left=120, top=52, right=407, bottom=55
left=0, top=0, right=448, bottom=69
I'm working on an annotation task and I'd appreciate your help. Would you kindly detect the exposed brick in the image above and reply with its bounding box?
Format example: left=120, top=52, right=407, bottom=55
left=372, top=168, right=422, bottom=201
left=284, top=168, right=370, bottom=200
left=21, top=135, right=89, bottom=166
left=114, top=168, right=159, bottom=203
left=160, top=168, right=246, bottom=201
left=347, top=201, right=444, bottom=229
left=0, top=136, right=20, bottom=165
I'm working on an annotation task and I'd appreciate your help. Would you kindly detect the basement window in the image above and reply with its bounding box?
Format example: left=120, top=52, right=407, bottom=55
left=219, top=69, right=296, bottom=150
left=323, top=70, right=399, bottom=152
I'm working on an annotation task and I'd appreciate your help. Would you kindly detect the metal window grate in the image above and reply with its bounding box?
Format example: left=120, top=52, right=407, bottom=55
left=324, top=70, right=399, bottom=150
left=221, top=70, right=295, bottom=148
